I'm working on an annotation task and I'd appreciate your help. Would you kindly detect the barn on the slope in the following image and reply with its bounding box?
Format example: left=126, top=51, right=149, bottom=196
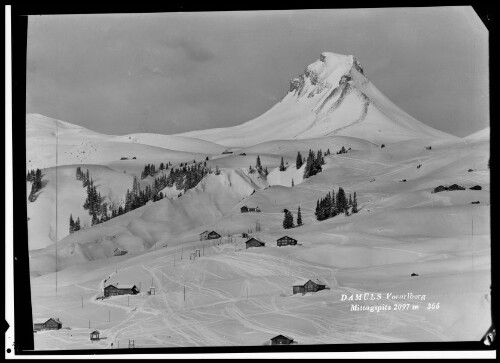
left=33, top=318, right=62, bottom=331
left=200, top=230, right=221, bottom=241
left=104, top=284, right=139, bottom=297
left=292, top=278, right=328, bottom=295
left=277, top=236, right=297, bottom=247
left=245, top=237, right=266, bottom=249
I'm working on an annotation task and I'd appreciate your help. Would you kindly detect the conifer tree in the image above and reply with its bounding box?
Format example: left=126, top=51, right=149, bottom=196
left=296, top=151, right=303, bottom=169
left=256, top=155, right=262, bottom=171
left=349, top=194, right=353, bottom=206
left=74, top=217, right=81, bottom=231
left=291, top=178, right=294, bottom=187
left=297, top=206, right=303, bottom=226
left=69, top=214, right=75, bottom=234
left=279, top=156, right=286, bottom=171
left=352, top=192, right=358, bottom=214
left=283, top=210, right=294, bottom=229
left=336, top=187, right=347, bottom=214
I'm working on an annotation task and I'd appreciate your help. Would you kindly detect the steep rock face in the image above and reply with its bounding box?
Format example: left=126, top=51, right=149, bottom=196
left=180, top=52, right=458, bottom=146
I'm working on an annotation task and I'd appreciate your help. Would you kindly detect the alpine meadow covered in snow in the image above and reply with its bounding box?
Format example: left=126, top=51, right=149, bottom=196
left=22, top=9, right=490, bottom=352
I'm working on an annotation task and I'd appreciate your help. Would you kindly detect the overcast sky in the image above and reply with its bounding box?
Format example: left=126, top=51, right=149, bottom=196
left=26, top=7, right=488, bottom=137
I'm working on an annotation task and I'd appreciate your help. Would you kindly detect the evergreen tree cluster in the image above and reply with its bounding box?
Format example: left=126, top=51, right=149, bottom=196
left=315, top=188, right=358, bottom=221
left=336, top=146, right=348, bottom=154
left=282, top=206, right=303, bottom=229
left=141, top=163, right=158, bottom=179
left=76, top=167, right=92, bottom=187
left=303, top=149, right=326, bottom=179
left=164, top=162, right=210, bottom=192
left=69, top=214, right=81, bottom=234
left=71, top=161, right=211, bottom=230
left=27, top=168, right=43, bottom=202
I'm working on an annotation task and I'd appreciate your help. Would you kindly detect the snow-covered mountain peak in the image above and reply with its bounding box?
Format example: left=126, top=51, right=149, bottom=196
left=289, top=52, right=366, bottom=100
left=181, top=50, right=458, bottom=146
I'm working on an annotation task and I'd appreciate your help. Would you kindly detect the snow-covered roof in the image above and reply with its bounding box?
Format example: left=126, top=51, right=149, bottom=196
left=292, top=278, right=328, bottom=286
left=116, top=284, right=136, bottom=289
left=246, top=237, right=265, bottom=244
left=33, top=317, right=62, bottom=325
left=277, top=236, right=297, bottom=241
left=105, top=284, right=137, bottom=289
left=271, top=334, right=294, bottom=341
left=33, top=318, right=51, bottom=324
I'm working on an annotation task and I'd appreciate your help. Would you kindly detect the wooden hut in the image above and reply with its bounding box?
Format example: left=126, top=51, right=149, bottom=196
left=270, top=334, right=295, bottom=345
left=90, top=330, right=100, bottom=341
left=245, top=237, right=265, bottom=249
left=33, top=318, right=62, bottom=331
left=292, top=278, right=327, bottom=295
left=240, top=206, right=249, bottom=213
left=200, top=230, right=221, bottom=241
left=277, top=236, right=297, bottom=247
left=104, top=284, right=139, bottom=297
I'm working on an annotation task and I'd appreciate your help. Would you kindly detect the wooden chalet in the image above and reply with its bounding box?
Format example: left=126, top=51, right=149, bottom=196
left=33, top=318, right=62, bottom=331
left=270, top=334, right=295, bottom=345
left=240, top=205, right=260, bottom=213
left=277, top=236, right=297, bottom=247
left=104, top=284, right=139, bottom=297
left=245, top=237, right=265, bottom=249
left=200, top=230, right=221, bottom=241
left=292, top=278, right=327, bottom=295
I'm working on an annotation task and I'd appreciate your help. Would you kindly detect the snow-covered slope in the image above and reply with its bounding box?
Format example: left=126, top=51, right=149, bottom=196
left=180, top=52, right=458, bottom=147
left=463, top=127, right=490, bottom=142
left=29, top=136, right=490, bottom=347
left=26, top=114, right=225, bottom=170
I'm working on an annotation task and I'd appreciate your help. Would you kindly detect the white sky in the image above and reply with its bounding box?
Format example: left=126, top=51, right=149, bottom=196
left=26, top=7, right=489, bottom=137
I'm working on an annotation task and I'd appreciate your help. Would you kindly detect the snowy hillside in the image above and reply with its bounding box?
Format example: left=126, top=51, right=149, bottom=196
left=180, top=52, right=458, bottom=147
left=29, top=134, right=490, bottom=348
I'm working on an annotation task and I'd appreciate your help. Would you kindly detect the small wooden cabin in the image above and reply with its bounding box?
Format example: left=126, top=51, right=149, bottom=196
left=270, top=334, right=295, bottom=345
left=90, top=330, right=100, bottom=341
left=200, top=230, right=221, bottom=241
left=33, top=318, right=62, bottom=331
left=277, top=236, right=297, bottom=247
left=245, top=237, right=265, bottom=249
left=292, top=279, right=327, bottom=295
left=104, top=284, right=139, bottom=297
left=240, top=205, right=260, bottom=213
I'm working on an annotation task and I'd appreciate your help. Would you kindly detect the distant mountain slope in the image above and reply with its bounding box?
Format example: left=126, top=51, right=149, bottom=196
left=180, top=52, right=458, bottom=147
left=26, top=114, right=225, bottom=170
